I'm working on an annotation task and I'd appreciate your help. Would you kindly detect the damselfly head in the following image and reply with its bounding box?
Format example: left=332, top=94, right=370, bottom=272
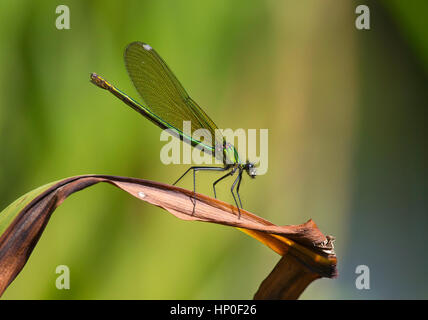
left=245, top=161, right=257, bottom=178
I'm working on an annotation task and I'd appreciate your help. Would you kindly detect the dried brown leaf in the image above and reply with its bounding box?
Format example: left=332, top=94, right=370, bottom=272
left=0, top=175, right=337, bottom=298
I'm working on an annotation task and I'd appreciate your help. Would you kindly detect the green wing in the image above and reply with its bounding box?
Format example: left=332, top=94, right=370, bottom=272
left=124, top=42, right=224, bottom=153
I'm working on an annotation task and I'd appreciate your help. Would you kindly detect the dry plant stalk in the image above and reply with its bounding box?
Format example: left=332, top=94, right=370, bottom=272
left=0, top=175, right=337, bottom=298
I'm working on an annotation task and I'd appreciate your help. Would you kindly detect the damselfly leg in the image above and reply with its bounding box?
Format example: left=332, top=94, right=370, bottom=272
left=173, top=166, right=228, bottom=215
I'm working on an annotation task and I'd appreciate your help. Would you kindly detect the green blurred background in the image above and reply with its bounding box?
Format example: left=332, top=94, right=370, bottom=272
left=0, top=0, right=427, bottom=299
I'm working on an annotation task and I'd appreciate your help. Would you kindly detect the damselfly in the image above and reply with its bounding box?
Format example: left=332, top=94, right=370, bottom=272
left=90, top=42, right=257, bottom=218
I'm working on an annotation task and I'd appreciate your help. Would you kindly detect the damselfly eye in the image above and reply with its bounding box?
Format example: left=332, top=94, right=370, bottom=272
left=246, top=162, right=256, bottom=178
left=249, top=167, right=257, bottom=177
